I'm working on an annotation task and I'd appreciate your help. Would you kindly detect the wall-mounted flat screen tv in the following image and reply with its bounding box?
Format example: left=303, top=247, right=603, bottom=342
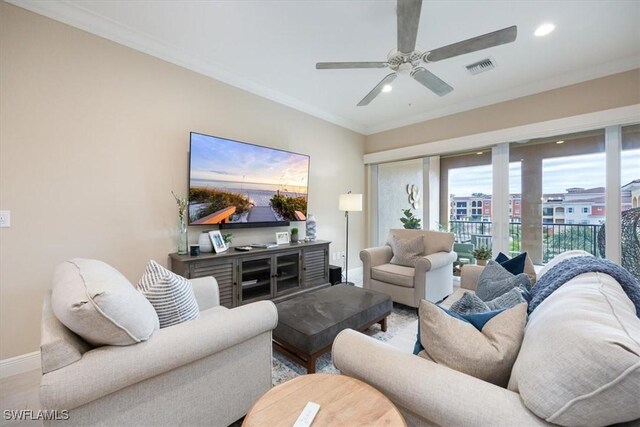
left=188, top=132, right=310, bottom=228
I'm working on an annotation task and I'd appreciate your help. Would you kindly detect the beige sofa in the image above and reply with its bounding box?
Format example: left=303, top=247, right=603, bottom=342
left=334, top=253, right=640, bottom=426
left=360, top=229, right=456, bottom=307
left=40, top=276, right=278, bottom=426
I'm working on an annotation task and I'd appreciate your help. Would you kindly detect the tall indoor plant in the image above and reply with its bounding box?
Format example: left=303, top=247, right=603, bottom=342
left=172, top=191, right=188, bottom=255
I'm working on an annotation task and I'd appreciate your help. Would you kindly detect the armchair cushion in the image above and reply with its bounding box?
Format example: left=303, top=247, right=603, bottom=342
left=51, top=259, right=159, bottom=346
left=137, top=260, right=200, bottom=328
left=389, top=235, right=423, bottom=267
left=387, top=229, right=454, bottom=255
left=418, top=300, right=527, bottom=387
left=371, top=264, right=414, bottom=288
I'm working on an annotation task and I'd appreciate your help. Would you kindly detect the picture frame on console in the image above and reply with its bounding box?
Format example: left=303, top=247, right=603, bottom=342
left=208, top=230, right=228, bottom=253
left=275, top=232, right=290, bottom=245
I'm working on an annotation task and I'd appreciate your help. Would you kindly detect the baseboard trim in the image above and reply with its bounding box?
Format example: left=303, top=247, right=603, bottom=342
left=0, top=351, right=41, bottom=379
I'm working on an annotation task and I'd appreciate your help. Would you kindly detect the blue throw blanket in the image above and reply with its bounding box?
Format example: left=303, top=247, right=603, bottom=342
left=529, top=256, right=640, bottom=318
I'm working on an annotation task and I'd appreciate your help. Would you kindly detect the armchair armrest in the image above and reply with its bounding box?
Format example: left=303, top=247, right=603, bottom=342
left=460, top=264, right=485, bottom=291
left=40, top=300, right=278, bottom=411
left=190, top=276, right=219, bottom=310
left=332, top=330, right=546, bottom=426
left=416, top=251, right=457, bottom=273
left=360, top=245, right=393, bottom=268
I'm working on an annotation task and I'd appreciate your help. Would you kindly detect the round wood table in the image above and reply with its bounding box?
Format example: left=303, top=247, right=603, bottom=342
left=243, top=374, right=406, bottom=426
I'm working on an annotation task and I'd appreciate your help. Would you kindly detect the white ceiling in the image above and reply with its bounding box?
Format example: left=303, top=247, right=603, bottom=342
left=11, top=0, right=640, bottom=135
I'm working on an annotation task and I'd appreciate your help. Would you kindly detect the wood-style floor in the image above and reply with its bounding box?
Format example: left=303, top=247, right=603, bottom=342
left=0, top=369, right=42, bottom=426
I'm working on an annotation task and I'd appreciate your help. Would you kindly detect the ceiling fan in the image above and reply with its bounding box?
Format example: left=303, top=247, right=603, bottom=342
left=316, top=0, right=517, bottom=106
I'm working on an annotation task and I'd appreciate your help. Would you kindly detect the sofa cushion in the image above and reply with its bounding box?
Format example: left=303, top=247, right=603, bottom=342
left=389, top=235, right=423, bottom=267
left=137, top=260, right=200, bottom=328
left=450, top=288, right=527, bottom=315
left=476, top=260, right=531, bottom=301
left=371, top=264, right=415, bottom=288
left=418, top=300, right=527, bottom=387
left=508, top=272, right=640, bottom=426
left=51, top=259, right=160, bottom=346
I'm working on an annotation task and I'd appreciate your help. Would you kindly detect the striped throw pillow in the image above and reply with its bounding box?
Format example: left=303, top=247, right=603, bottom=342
left=137, top=260, right=199, bottom=328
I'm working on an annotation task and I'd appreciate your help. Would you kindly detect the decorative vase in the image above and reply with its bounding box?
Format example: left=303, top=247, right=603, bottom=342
left=177, top=218, right=188, bottom=255
left=477, top=259, right=487, bottom=266
left=198, top=231, right=214, bottom=253
left=306, top=214, right=317, bottom=241
left=291, top=232, right=299, bottom=243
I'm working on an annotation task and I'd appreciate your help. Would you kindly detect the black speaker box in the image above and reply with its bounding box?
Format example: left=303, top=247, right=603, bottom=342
left=329, top=265, right=342, bottom=285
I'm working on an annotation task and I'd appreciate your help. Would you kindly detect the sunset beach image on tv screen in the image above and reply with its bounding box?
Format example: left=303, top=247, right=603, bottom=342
left=189, top=133, right=309, bottom=225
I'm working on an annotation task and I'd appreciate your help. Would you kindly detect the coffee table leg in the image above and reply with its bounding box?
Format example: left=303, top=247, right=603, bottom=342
left=379, top=317, right=388, bottom=332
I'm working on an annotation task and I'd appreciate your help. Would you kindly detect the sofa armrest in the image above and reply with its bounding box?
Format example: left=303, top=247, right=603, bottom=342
left=190, top=276, right=219, bottom=310
left=40, top=300, right=278, bottom=411
left=332, top=330, right=546, bottom=426
left=360, top=246, right=393, bottom=268
left=416, top=251, right=457, bottom=273
left=461, top=264, right=485, bottom=291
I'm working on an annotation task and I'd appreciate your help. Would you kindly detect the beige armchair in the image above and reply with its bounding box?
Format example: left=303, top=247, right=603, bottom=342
left=40, top=276, right=278, bottom=426
left=360, top=229, right=456, bottom=307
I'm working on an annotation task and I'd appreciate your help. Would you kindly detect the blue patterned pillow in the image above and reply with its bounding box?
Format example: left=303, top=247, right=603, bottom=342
left=413, top=304, right=505, bottom=355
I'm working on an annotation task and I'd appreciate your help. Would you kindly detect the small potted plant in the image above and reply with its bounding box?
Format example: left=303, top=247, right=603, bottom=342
left=472, top=246, right=492, bottom=266
left=290, top=227, right=299, bottom=243
left=222, top=233, right=233, bottom=246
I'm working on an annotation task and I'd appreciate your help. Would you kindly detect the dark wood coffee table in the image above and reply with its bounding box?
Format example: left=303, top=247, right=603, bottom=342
left=272, top=284, right=392, bottom=373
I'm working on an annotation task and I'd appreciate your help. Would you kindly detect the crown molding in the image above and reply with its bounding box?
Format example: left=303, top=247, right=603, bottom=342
left=7, top=1, right=640, bottom=137
left=7, top=0, right=368, bottom=135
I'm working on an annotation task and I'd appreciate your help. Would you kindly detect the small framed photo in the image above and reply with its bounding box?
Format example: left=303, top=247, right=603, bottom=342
left=275, top=232, right=290, bottom=245
left=208, top=230, right=228, bottom=253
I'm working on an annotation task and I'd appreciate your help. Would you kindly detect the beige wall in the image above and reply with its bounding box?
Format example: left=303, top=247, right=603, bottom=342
left=366, top=69, right=640, bottom=153
left=0, top=3, right=365, bottom=359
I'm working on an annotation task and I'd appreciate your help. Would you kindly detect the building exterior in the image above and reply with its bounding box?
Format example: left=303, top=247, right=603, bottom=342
left=450, top=184, right=635, bottom=225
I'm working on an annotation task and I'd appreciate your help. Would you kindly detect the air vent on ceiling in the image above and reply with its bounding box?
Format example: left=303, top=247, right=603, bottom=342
left=466, top=57, right=496, bottom=75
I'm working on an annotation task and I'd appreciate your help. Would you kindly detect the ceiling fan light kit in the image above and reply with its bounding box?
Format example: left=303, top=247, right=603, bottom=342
left=316, top=0, right=518, bottom=106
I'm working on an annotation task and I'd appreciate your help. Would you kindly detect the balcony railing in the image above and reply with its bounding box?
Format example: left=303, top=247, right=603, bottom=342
left=450, top=220, right=601, bottom=263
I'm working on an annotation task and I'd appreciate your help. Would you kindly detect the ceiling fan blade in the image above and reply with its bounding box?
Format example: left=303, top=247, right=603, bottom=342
left=397, top=0, right=422, bottom=54
left=357, top=73, right=397, bottom=106
left=425, top=25, right=517, bottom=62
left=316, top=62, right=388, bottom=70
left=410, top=67, right=453, bottom=96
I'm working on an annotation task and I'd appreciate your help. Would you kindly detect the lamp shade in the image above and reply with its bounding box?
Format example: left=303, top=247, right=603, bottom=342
left=339, top=193, right=363, bottom=212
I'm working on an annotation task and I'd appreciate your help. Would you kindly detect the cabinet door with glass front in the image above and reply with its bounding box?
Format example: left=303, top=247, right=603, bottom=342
left=274, top=252, right=302, bottom=296
left=238, top=255, right=273, bottom=304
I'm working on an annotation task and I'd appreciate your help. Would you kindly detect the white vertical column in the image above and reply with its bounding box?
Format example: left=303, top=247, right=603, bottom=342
left=423, top=156, right=440, bottom=230
left=368, top=164, right=379, bottom=247
left=492, top=143, right=510, bottom=256
left=605, top=126, right=621, bottom=263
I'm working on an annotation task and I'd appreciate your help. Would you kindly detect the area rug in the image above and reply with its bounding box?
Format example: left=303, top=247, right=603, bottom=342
left=272, top=303, right=418, bottom=386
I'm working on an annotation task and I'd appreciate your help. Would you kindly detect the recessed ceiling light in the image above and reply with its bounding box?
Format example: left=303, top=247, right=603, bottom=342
left=556, top=140, right=565, bottom=144
left=382, top=84, right=392, bottom=93
left=476, top=151, right=483, bottom=155
left=535, top=23, right=555, bottom=37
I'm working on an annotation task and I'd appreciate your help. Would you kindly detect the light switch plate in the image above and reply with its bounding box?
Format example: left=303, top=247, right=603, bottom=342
left=0, top=210, right=10, bottom=228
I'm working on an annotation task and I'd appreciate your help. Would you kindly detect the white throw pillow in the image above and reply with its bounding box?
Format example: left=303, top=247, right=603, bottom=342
left=508, top=272, right=640, bottom=426
left=137, top=260, right=200, bottom=328
left=51, top=259, right=159, bottom=346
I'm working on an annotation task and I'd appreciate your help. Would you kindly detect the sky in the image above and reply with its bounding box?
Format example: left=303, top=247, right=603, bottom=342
left=449, top=149, right=640, bottom=196
left=190, top=133, right=309, bottom=192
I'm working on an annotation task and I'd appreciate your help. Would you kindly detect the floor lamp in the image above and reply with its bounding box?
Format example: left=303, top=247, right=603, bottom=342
left=339, top=192, right=363, bottom=285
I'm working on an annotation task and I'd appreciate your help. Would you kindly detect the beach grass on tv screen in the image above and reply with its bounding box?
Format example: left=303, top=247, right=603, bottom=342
left=270, top=193, right=307, bottom=221
left=190, top=187, right=253, bottom=220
